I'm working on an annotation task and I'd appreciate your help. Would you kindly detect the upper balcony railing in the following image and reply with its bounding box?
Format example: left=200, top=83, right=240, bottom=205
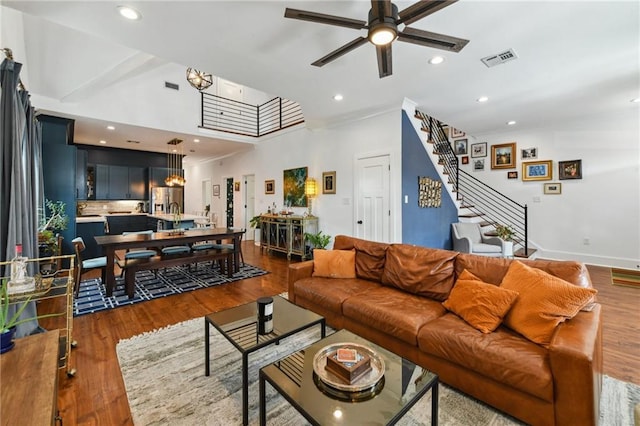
left=200, top=93, right=304, bottom=137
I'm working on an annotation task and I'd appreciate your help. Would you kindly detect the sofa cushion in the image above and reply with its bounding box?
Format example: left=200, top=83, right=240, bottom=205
left=312, top=249, right=356, bottom=279
left=342, top=286, right=447, bottom=346
left=333, top=235, right=389, bottom=281
left=443, top=269, right=519, bottom=333
left=500, top=261, right=597, bottom=347
left=417, top=313, right=553, bottom=402
left=381, top=244, right=458, bottom=301
left=293, top=277, right=379, bottom=314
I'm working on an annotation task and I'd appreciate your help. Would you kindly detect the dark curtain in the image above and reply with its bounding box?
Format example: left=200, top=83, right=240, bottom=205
left=0, top=57, right=43, bottom=337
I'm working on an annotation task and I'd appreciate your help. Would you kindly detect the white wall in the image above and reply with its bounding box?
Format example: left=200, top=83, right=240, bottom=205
left=185, top=110, right=403, bottom=245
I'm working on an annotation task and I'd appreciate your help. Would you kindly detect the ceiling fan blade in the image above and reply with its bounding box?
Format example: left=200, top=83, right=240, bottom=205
left=371, top=0, right=393, bottom=21
left=397, top=0, right=458, bottom=26
left=284, top=8, right=367, bottom=30
left=398, top=27, right=469, bottom=52
left=311, top=37, right=369, bottom=67
left=376, top=44, right=393, bottom=78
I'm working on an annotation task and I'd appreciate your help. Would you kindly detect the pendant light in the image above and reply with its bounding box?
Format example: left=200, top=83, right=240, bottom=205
left=165, top=138, right=186, bottom=187
left=186, top=68, right=213, bottom=91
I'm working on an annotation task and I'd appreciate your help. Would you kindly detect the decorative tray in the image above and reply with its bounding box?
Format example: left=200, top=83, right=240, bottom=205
left=312, top=342, right=385, bottom=395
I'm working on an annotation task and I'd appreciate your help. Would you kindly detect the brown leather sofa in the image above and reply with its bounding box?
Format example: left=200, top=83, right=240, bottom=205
left=288, top=235, right=602, bottom=426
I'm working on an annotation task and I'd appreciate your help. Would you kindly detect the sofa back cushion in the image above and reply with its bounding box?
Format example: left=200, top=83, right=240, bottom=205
left=312, top=249, right=356, bottom=279
left=381, top=244, right=458, bottom=301
left=333, top=235, right=389, bottom=282
left=455, top=253, right=593, bottom=288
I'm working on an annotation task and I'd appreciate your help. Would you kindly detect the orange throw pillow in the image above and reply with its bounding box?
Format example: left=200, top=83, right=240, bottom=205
left=443, top=269, right=519, bottom=333
left=312, top=249, right=356, bottom=279
left=500, top=261, right=597, bottom=347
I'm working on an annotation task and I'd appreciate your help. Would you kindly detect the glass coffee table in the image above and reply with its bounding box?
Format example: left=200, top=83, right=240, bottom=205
left=259, top=329, right=438, bottom=425
left=204, top=295, right=325, bottom=425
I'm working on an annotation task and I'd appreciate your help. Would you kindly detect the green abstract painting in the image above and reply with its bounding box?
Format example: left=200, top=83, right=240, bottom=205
left=283, top=166, right=308, bottom=207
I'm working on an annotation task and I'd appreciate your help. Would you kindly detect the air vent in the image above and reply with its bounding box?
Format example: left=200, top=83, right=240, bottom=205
left=165, top=81, right=179, bottom=90
left=126, top=140, right=141, bottom=144
left=481, top=49, right=518, bottom=68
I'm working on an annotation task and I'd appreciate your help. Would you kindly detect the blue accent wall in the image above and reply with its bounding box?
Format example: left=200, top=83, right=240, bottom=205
left=401, top=111, right=458, bottom=249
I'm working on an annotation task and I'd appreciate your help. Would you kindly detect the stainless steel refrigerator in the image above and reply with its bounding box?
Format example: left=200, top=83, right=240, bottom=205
left=151, top=187, right=184, bottom=214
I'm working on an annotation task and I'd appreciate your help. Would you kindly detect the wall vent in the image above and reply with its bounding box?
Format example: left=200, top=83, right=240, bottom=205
left=481, top=49, right=518, bottom=68
left=165, top=81, right=179, bottom=90
left=126, top=140, right=141, bottom=144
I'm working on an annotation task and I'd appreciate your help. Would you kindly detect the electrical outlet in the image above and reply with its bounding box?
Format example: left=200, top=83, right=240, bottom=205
left=583, top=238, right=590, bottom=245
left=533, top=196, right=541, bottom=203
left=103, top=205, right=107, bottom=210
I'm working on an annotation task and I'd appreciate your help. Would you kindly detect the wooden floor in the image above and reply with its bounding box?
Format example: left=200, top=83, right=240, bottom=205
left=37, top=243, right=639, bottom=426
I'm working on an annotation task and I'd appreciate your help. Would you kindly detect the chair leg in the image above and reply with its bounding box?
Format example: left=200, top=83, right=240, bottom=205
left=74, top=266, right=82, bottom=297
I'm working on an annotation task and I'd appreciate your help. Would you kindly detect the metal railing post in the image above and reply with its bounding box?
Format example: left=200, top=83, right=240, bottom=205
left=279, top=98, right=283, bottom=130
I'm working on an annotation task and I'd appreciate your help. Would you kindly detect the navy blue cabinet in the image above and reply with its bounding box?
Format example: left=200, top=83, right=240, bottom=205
left=76, top=150, right=88, bottom=200
left=95, top=165, right=147, bottom=200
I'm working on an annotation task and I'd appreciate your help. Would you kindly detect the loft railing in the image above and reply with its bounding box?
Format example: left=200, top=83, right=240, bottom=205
left=200, top=93, right=304, bottom=137
left=415, top=110, right=529, bottom=255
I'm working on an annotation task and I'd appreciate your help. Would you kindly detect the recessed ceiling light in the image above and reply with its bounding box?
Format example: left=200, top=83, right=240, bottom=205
left=631, top=98, right=640, bottom=103
left=106, top=125, right=115, bottom=130
left=99, top=140, right=107, bottom=144
left=333, top=94, right=343, bottom=101
left=506, top=120, right=517, bottom=126
left=193, top=139, right=200, bottom=143
left=428, top=56, right=444, bottom=65
left=477, top=96, right=489, bottom=103
left=117, top=6, right=141, bottom=20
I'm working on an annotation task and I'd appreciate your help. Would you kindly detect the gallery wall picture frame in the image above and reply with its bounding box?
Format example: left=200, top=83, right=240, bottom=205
left=544, top=183, right=562, bottom=194
left=454, top=139, right=468, bottom=155
left=265, top=179, right=275, bottom=194
left=521, top=147, right=538, bottom=159
left=522, top=160, right=553, bottom=181
left=322, top=171, right=336, bottom=194
left=461, top=156, right=469, bottom=165
left=507, top=171, right=518, bottom=179
left=473, top=159, right=485, bottom=171
left=491, top=142, right=517, bottom=169
left=471, top=142, right=487, bottom=158
left=212, top=184, right=220, bottom=197
left=283, top=166, right=308, bottom=207
left=450, top=127, right=465, bottom=138
left=234, top=181, right=240, bottom=191
left=559, top=159, right=582, bottom=180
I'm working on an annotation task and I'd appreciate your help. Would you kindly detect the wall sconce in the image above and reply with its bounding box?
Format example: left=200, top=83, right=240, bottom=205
left=186, top=68, right=213, bottom=91
left=305, top=177, right=317, bottom=216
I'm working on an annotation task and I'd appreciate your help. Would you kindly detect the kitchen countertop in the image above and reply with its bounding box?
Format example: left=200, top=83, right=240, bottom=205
left=76, top=213, right=207, bottom=223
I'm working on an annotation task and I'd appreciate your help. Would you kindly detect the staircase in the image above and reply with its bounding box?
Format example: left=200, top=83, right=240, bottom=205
left=413, top=109, right=535, bottom=258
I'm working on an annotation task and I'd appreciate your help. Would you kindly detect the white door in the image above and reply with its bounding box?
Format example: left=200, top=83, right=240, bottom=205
left=243, top=174, right=255, bottom=239
left=355, top=155, right=390, bottom=242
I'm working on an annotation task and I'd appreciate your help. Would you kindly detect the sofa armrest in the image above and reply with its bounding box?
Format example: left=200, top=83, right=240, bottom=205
left=287, top=261, right=314, bottom=303
left=549, top=304, right=602, bottom=426
left=481, top=235, right=505, bottom=249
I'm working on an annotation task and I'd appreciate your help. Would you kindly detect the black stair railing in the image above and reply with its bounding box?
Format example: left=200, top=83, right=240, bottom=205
left=200, top=93, right=304, bottom=137
left=415, top=110, right=529, bottom=255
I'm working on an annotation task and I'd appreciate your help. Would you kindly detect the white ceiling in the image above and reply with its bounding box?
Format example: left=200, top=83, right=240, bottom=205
left=3, top=1, right=639, bottom=162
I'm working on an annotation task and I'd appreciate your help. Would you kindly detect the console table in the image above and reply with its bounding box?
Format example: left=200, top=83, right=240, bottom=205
left=260, top=214, right=318, bottom=260
left=0, top=330, right=61, bottom=425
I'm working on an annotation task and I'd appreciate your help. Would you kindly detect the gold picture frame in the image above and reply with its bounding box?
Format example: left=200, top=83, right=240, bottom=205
left=491, top=142, right=516, bottom=169
left=265, top=179, right=275, bottom=194
left=322, top=171, right=336, bottom=194
left=544, top=183, right=562, bottom=194
left=522, top=160, right=553, bottom=181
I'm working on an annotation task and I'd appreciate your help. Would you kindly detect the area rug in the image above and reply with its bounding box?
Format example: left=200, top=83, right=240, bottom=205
left=74, top=263, right=268, bottom=316
left=612, top=268, right=640, bottom=289
left=117, top=317, right=640, bottom=425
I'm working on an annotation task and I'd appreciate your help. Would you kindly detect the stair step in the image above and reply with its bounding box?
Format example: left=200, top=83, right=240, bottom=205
left=420, top=127, right=430, bottom=134
left=459, top=213, right=485, bottom=218
left=514, top=248, right=537, bottom=258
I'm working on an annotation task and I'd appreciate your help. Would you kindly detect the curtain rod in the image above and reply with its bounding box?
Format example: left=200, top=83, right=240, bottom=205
left=1, top=47, right=27, bottom=91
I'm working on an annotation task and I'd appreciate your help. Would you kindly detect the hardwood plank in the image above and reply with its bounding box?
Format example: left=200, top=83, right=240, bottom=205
left=34, top=244, right=640, bottom=425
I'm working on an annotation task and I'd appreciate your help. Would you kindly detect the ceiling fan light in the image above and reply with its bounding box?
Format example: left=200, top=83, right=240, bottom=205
left=369, top=25, right=397, bottom=46
left=186, top=67, right=213, bottom=91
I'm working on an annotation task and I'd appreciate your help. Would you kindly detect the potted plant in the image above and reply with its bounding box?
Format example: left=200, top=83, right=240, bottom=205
left=304, top=231, right=332, bottom=257
left=250, top=215, right=263, bottom=246
left=38, top=199, right=69, bottom=257
left=494, top=224, right=515, bottom=257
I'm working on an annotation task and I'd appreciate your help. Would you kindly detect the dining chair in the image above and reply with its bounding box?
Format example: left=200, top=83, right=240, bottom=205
left=118, top=230, right=158, bottom=276
left=72, top=237, right=107, bottom=296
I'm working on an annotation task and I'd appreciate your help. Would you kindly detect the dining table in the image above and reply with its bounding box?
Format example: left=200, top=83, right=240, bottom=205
left=94, top=227, right=244, bottom=296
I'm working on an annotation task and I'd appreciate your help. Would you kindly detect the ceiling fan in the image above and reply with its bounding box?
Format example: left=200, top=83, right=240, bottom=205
left=284, top=0, right=469, bottom=78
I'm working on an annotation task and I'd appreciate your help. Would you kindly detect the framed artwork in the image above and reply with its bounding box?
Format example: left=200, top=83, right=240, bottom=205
left=450, top=127, right=465, bottom=138
left=471, top=142, right=487, bottom=158
left=521, top=147, right=538, bottom=159
left=559, top=159, right=582, bottom=180
left=322, top=171, right=336, bottom=194
left=522, top=160, right=553, bottom=181
left=544, top=183, right=562, bottom=194
left=234, top=181, right=240, bottom=191
left=473, top=159, right=485, bottom=171
left=265, top=179, right=275, bottom=194
left=283, top=166, right=308, bottom=207
left=491, top=142, right=517, bottom=169
left=454, top=139, right=468, bottom=155
left=212, top=184, right=220, bottom=197
left=461, top=156, right=469, bottom=165
left=507, top=171, right=518, bottom=179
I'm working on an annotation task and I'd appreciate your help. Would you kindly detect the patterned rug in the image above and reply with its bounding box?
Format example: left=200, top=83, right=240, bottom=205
left=74, top=263, right=268, bottom=316
left=117, top=317, right=640, bottom=426
left=612, top=268, right=640, bottom=289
